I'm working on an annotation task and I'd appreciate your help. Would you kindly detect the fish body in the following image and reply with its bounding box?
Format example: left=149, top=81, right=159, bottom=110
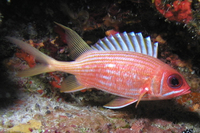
left=56, top=50, right=190, bottom=101
left=6, top=23, right=191, bottom=109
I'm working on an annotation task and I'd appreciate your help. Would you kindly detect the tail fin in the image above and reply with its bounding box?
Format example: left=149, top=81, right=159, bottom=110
left=6, top=37, right=57, bottom=77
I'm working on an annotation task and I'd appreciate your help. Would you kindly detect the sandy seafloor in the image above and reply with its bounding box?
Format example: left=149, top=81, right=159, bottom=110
left=1, top=0, right=200, bottom=132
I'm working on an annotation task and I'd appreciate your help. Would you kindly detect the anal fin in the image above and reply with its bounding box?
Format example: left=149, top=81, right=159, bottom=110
left=60, top=75, right=86, bottom=93
left=103, top=97, right=137, bottom=109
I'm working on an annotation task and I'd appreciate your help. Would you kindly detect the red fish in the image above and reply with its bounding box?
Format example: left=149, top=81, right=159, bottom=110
left=6, top=23, right=190, bottom=109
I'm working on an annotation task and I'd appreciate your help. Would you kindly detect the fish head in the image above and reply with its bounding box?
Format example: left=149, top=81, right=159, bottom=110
left=157, top=66, right=191, bottom=99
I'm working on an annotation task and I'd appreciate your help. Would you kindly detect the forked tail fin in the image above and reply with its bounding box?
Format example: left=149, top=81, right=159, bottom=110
left=6, top=37, right=58, bottom=77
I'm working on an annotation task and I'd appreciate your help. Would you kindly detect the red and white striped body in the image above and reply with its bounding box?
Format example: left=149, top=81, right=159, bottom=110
left=7, top=23, right=191, bottom=109
left=55, top=50, right=190, bottom=101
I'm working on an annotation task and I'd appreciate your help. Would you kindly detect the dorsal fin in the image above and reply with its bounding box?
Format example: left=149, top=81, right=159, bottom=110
left=55, top=22, right=93, bottom=60
left=91, top=32, right=158, bottom=58
left=55, top=22, right=158, bottom=58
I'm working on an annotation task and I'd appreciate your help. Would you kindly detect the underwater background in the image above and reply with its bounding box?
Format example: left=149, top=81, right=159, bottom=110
left=0, top=0, right=200, bottom=132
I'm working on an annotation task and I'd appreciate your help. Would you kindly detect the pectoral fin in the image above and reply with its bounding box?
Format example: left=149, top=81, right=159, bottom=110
left=135, top=88, right=149, bottom=108
left=103, top=97, right=137, bottom=109
left=60, top=75, right=86, bottom=93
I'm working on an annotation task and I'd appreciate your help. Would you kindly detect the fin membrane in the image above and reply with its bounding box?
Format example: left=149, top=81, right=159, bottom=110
left=17, top=64, right=53, bottom=77
left=55, top=22, right=158, bottom=58
left=6, top=37, right=57, bottom=77
left=55, top=22, right=93, bottom=60
left=103, top=97, right=137, bottom=109
left=6, top=37, right=56, bottom=64
left=91, top=32, right=158, bottom=58
left=61, top=75, right=86, bottom=92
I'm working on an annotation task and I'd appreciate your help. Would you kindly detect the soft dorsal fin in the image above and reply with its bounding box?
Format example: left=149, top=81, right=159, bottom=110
left=91, top=32, right=158, bottom=58
left=55, top=22, right=93, bottom=60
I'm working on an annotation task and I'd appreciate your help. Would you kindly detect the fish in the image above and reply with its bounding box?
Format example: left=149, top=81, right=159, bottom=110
left=6, top=22, right=191, bottom=109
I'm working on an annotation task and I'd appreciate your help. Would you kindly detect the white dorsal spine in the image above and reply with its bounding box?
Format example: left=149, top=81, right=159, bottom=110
left=92, top=32, right=158, bottom=58
left=121, top=32, right=134, bottom=51
left=115, top=33, right=128, bottom=51
left=136, top=33, right=147, bottom=55
left=153, top=42, right=158, bottom=58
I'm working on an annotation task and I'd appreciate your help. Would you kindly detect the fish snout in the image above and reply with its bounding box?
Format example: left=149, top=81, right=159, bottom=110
left=182, top=87, right=191, bottom=95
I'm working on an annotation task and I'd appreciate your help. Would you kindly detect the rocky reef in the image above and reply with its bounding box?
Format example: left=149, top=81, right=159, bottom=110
left=0, top=0, right=200, bottom=132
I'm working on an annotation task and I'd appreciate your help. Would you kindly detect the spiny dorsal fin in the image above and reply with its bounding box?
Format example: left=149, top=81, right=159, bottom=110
left=55, top=22, right=93, bottom=60
left=91, top=32, right=158, bottom=58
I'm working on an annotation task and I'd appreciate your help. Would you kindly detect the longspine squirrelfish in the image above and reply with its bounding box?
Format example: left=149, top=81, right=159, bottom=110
left=6, top=22, right=191, bottom=109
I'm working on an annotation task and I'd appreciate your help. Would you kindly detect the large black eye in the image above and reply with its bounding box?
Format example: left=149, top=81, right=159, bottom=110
left=167, top=74, right=183, bottom=89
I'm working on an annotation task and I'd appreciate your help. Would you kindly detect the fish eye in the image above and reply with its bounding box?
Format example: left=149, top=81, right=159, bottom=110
left=167, top=74, right=183, bottom=89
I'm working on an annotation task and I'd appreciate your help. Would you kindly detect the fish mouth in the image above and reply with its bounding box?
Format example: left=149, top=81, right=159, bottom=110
left=181, top=87, right=191, bottom=95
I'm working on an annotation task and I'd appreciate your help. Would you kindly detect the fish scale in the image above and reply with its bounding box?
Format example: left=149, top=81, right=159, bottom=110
left=67, top=51, right=160, bottom=98
left=48, top=50, right=181, bottom=99
left=76, top=51, right=162, bottom=68
left=73, top=51, right=162, bottom=74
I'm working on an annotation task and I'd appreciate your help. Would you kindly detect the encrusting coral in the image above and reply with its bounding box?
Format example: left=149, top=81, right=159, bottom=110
left=154, top=0, right=192, bottom=23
